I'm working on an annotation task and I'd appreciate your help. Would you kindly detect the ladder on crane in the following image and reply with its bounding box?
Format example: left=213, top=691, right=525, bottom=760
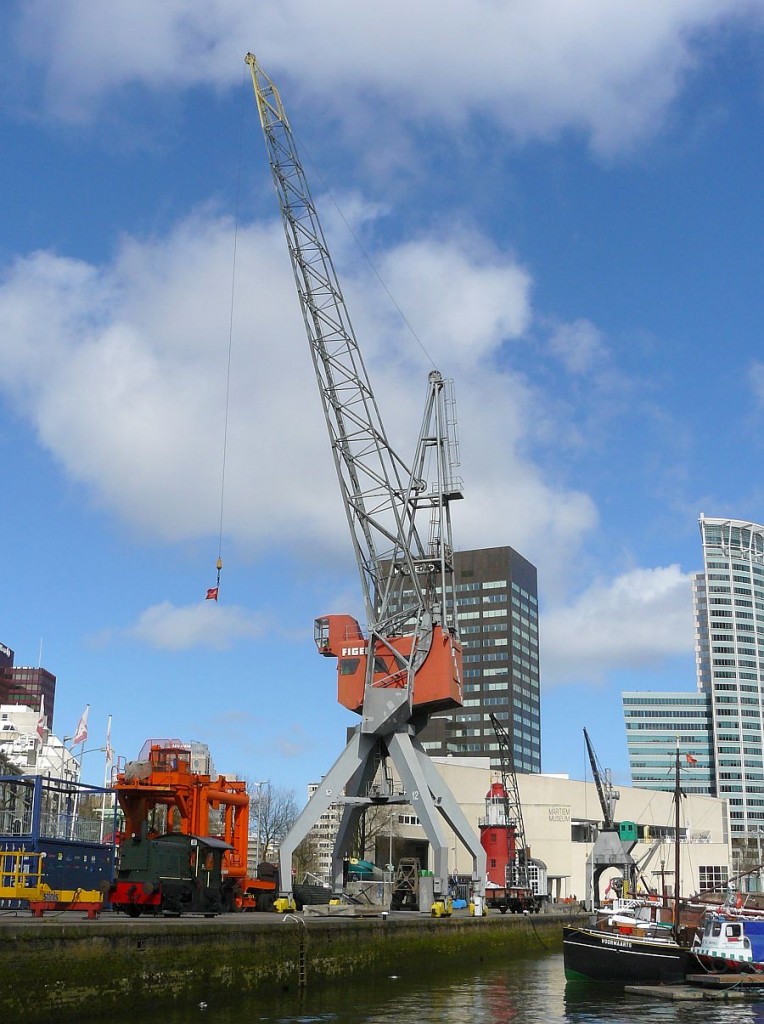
left=246, top=53, right=486, bottom=906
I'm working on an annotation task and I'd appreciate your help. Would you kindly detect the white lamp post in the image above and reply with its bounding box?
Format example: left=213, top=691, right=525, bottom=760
left=251, top=781, right=266, bottom=864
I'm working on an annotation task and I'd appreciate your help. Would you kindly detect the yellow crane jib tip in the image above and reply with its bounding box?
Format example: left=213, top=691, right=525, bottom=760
left=245, top=53, right=285, bottom=129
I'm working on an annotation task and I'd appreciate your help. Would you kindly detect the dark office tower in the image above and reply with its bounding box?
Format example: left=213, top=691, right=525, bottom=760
left=0, top=643, right=12, bottom=673
left=3, top=667, right=56, bottom=722
left=418, top=545, right=541, bottom=772
left=0, top=643, right=56, bottom=728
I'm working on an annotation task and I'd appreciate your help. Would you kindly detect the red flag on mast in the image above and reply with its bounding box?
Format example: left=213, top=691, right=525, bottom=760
left=105, top=716, right=114, bottom=764
left=36, top=696, right=46, bottom=742
left=73, top=705, right=89, bottom=746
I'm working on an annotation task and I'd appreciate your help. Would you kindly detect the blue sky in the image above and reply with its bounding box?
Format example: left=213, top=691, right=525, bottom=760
left=2, top=1, right=764, bottom=795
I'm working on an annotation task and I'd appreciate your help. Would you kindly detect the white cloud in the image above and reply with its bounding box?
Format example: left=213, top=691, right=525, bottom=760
left=9, top=0, right=762, bottom=154
left=0, top=207, right=598, bottom=591
left=0, top=213, right=334, bottom=548
left=118, top=599, right=265, bottom=651
left=366, top=234, right=532, bottom=367
left=541, top=564, right=695, bottom=685
left=750, top=360, right=764, bottom=409
left=0, top=202, right=686, bottom=669
left=548, top=319, right=607, bottom=376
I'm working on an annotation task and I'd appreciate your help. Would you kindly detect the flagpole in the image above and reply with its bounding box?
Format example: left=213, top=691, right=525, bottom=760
left=99, top=715, right=113, bottom=842
left=70, top=704, right=90, bottom=839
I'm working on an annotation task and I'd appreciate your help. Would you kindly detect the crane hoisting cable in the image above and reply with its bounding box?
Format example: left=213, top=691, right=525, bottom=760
left=205, top=73, right=248, bottom=605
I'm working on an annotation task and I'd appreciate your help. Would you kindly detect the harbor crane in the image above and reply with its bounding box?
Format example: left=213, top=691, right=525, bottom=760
left=583, top=728, right=638, bottom=907
left=246, top=54, right=486, bottom=906
left=583, top=727, right=619, bottom=831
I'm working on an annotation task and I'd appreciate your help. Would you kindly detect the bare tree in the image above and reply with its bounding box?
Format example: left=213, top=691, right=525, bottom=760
left=248, top=780, right=299, bottom=862
left=0, top=752, right=20, bottom=776
left=353, top=804, right=400, bottom=863
left=293, top=835, right=321, bottom=881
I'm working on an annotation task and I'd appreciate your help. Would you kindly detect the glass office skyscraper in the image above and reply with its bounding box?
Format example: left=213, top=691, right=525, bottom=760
left=622, top=691, right=714, bottom=795
left=693, top=515, right=764, bottom=839
left=624, top=516, right=764, bottom=841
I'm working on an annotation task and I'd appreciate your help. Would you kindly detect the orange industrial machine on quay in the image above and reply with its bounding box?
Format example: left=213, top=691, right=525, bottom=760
left=109, top=740, right=280, bottom=916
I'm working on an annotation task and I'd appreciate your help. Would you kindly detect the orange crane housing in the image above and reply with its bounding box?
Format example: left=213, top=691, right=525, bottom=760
left=112, top=741, right=276, bottom=912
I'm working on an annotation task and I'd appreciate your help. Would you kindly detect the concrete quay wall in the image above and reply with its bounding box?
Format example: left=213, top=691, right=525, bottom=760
left=0, top=908, right=586, bottom=1023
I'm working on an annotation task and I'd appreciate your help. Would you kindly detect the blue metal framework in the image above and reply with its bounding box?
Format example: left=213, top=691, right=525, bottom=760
left=0, top=775, right=116, bottom=906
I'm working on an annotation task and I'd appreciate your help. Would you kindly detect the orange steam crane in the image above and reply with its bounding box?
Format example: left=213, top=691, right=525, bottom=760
left=111, top=740, right=277, bottom=913
left=246, top=54, right=486, bottom=907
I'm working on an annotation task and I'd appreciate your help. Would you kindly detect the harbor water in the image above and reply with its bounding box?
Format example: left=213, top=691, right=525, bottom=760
left=88, top=950, right=764, bottom=1024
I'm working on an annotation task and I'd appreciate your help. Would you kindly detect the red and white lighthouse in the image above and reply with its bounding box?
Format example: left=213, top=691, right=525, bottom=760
left=479, top=781, right=517, bottom=887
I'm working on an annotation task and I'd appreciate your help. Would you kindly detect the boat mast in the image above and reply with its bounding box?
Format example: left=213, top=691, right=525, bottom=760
left=674, top=745, right=681, bottom=930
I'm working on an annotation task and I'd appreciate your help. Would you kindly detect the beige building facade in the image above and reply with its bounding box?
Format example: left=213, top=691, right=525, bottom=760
left=376, top=756, right=732, bottom=906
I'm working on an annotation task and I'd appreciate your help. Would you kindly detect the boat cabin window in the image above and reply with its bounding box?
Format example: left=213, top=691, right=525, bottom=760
left=725, top=924, right=742, bottom=939
left=711, top=921, right=722, bottom=937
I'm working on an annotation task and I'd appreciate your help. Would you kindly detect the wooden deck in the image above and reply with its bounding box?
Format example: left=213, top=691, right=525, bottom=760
left=624, top=974, right=764, bottom=1001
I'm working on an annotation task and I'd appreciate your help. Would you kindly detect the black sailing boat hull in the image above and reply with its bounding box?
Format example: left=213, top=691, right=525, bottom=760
left=563, top=925, right=693, bottom=983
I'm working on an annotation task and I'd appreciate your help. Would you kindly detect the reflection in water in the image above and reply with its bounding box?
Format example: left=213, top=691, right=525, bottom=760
left=93, top=951, right=764, bottom=1024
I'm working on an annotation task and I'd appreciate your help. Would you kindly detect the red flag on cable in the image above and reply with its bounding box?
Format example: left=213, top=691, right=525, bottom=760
left=206, top=557, right=222, bottom=602
left=686, top=753, right=698, bottom=765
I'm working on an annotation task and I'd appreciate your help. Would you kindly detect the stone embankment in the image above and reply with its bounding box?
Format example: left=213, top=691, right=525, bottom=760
left=0, top=906, right=587, bottom=1023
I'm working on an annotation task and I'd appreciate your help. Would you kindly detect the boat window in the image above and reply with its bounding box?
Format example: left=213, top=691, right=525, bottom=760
left=704, top=919, right=713, bottom=936
left=725, top=924, right=742, bottom=939
left=712, top=921, right=722, bottom=937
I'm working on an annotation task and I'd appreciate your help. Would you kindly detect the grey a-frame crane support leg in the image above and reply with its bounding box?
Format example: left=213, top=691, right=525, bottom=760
left=385, top=730, right=450, bottom=895
left=279, top=725, right=486, bottom=904
left=389, top=737, right=485, bottom=897
left=278, top=728, right=377, bottom=899
left=408, top=734, right=487, bottom=895
left=330, top=737, right=383, bottom=892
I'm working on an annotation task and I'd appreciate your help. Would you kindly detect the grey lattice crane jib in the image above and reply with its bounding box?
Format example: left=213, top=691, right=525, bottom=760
left=246, top=54, right=486, bottom=903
